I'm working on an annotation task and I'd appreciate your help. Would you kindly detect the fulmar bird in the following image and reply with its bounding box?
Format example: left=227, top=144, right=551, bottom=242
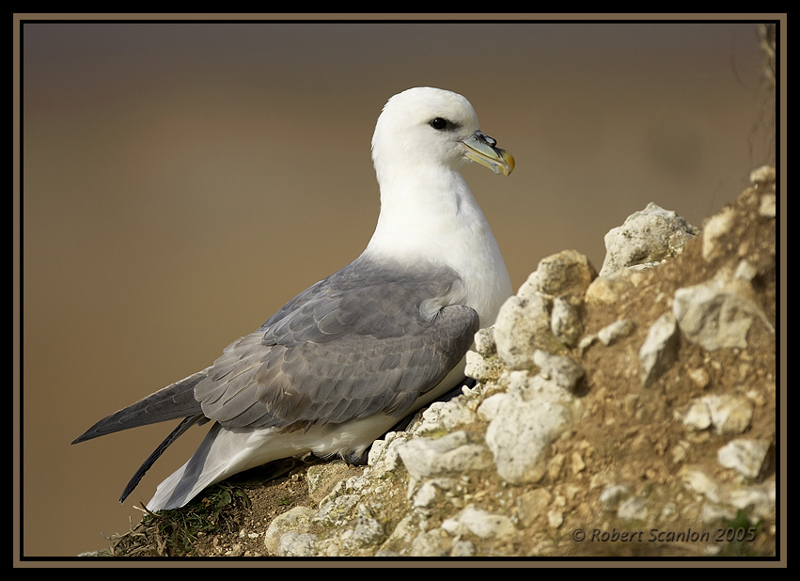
left=72, top=86, right=515, bottom=511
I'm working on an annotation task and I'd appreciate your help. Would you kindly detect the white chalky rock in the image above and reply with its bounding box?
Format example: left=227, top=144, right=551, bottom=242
left=673, top=269, right=774, bottom=351
left=717, top=439, right=771, bottom=479
left=480, top=371, right=583, bottom=484
left=600, top=203, right=698, bottom=276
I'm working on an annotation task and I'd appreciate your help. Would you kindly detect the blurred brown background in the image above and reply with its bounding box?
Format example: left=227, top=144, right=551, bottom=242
left=18, top=18, right=775, bottom=557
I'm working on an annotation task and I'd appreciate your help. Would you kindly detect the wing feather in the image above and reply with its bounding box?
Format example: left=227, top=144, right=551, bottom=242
left=195, top=258, right=478, bottom=429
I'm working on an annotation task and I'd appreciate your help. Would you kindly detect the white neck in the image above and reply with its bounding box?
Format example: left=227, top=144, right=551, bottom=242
left=362, top=166, right=512, bottom=326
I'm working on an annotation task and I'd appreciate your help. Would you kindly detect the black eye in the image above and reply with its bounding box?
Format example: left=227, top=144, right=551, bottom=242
left=429, top=117, right=449, bottom=130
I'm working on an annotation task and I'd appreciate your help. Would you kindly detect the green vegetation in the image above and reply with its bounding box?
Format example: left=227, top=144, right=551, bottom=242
left=141, top=483, right=251, bottom=556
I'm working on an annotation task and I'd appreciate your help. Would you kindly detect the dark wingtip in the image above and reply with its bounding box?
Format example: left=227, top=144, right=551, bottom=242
left=71, top=425, right=103, bottom=445
left=69, top=371, right=207, bottom=447
left=117, top=415, right=204, bottom=505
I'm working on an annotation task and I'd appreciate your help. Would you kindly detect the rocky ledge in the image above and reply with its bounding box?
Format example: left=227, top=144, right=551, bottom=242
left=105, top=166, right=778, bottom=558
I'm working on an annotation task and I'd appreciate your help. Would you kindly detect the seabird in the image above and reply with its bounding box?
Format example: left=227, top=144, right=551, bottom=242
left=72, top=86, right=515, bottom=511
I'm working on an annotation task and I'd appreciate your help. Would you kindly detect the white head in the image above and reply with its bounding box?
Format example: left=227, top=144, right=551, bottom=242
left=370, top=87, right=514, bottom=185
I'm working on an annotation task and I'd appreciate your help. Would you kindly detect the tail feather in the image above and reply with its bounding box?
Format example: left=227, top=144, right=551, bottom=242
left=144, top=419, right=372, bottom=512
left=146, top=423, right=285, bottom=512
left=119, top=414, right=206, bottom=504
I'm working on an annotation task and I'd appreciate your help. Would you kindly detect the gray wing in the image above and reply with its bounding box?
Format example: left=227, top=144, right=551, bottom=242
left=195, top=258, right=479, bottom=430
left=73, top=257, right=478, bottom=442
